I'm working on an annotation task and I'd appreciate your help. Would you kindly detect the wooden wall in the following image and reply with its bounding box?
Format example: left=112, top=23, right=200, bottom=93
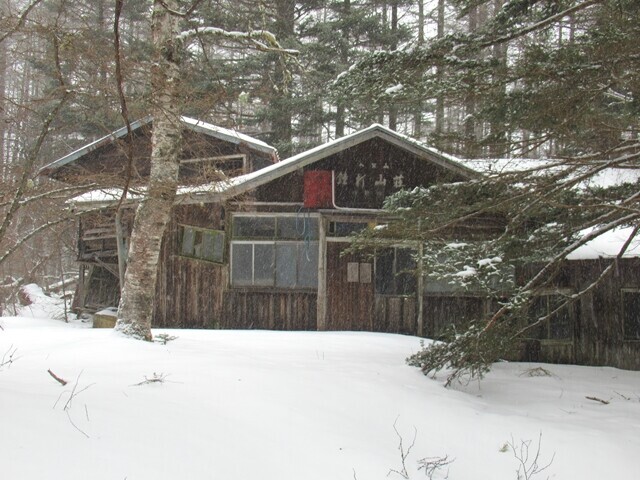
left=74, top=198, right=640, bottom=371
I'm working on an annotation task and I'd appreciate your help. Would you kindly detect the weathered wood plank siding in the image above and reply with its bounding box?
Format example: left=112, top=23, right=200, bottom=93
left=517, top=258, right=640, bottom=370
left=373, top=296, right=417, bottom=334
left=326, top=242, right=374, bottom=330
left=220, top=291, right=316, bottom=330
left=423, top=295, right=486, bottom=339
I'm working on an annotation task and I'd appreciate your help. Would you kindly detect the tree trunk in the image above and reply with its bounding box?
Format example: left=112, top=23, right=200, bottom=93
left=271, top=0, right=295, bottom=156
left=413, top=0, right=424, bottom=137
left=115, top=0, right=183, bottom=340
left=434, top=0, right=445, bottom=139
left=388, top=0, right=398, bottom=131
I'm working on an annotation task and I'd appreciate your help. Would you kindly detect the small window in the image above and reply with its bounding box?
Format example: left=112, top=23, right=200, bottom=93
left=328, top=221, right=368, bottom=237
left=375, top=247, right=416, bottom=295
left=179, top=226, right=225, bottom=263
left=622, top=290, right=640, bottom=340
left=526, top=294, right=572, bottom=340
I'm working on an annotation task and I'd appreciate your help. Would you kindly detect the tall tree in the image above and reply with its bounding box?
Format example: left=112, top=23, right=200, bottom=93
left=346, top=0, right=640, bottom=382
left=115, top=0, right=184, bottom=340
left=115, top=1, right=297, bottom=340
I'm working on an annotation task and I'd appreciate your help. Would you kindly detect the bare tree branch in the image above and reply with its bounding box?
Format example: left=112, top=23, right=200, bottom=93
left=0, top=0, right=45, bottom=44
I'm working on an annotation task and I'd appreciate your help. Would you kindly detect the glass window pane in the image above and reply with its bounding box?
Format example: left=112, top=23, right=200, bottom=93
left=254, top=243, right=275, bottom=286
left=396, top=249, right=416, bottom=295
left=329, top=222, right=367, bottom=237
left=623, top=291, right=640, bottom=340
left=277, top=217, right=318, bottom=240
left=213, top=231, right=224, bottom=262
left=548, top=296, right=571, bottom=339
left=375, top=248, right=394, bottom=294
left=181, top=227, right=195, bottom=256
left=298, top=242, right=318, bottom=288
left=276, top=244, right=297, bottom=287
left=233, top=216, right=276, bottom=239
left=193, top=231, right=203, bottom=257
left=231, top=244, right=253, bottom=285
left=201, top=231, right=224, bottom=262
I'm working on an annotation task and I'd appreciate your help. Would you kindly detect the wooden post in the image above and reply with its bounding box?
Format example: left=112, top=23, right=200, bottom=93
left=316, top=216, right=327, bottom=330
left=115, top=209, right=128, bottom=294
left=417, top=241, right=425, bottom=337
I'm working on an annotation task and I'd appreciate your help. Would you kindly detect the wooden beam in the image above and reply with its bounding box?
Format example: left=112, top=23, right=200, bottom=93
left=115, top=208, right=128, bottom=293
left=316, top=216, right=328, bottom=331
left=417, top=241, right=425, bottom=337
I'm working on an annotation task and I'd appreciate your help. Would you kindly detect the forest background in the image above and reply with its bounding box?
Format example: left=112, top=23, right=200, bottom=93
left=0, top=0, right=637, bottom=339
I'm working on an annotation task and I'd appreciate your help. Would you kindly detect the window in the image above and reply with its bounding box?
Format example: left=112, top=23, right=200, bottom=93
left=328, top=221, right=368, bottom=237
left=375, top=247, right=416, bottom=295
left=179, top=225, right=225, bottom=263
left=526, top=294, right=573, bottom=340
left=622, top=290, right=640, bottom=340
left=230, top=215, right=319, bottom=289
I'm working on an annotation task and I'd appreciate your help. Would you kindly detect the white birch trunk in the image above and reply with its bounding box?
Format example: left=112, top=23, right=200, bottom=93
left=115, top=0, right=182, bottom=340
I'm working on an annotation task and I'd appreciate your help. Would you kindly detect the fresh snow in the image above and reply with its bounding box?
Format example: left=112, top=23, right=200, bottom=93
left=2, top=288, right=640, bottom=480
left=567, top=226, right=640, bottom=259
left=384, top=84, right=404, bottom=95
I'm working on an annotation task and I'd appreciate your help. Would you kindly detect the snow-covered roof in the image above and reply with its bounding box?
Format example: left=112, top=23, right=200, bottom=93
left=68, top=183, right=231, bottom=209
left=568, top=227, right=640, bottom=260
left=39, top=116, right=277, bottom=176
left=461, top=158, right=640, bottom=189
left=67, top=124, right=479, bottom=208
left=221, top=123, right=480, bottom=199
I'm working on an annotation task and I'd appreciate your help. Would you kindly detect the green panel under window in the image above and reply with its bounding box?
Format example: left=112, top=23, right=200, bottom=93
left=181, top=228, right=195, bottom=256
left=202, top=230, right=224, bottom=263
left=180, top=226, right=225, bottom=263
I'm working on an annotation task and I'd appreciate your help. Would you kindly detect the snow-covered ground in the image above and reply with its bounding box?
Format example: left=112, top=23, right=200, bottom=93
left=1, top=287, right=639, bottom=480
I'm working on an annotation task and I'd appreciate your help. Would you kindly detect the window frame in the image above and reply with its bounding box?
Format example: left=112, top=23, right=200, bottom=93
left=178, top=224, right=225, bottom=264
left=524, top=290, right=574, bottom=342
left=621, top=288, right=640, bottom=341
left=374, top=245, right=417, bottom=296
left=229, top=213, right=320, bottom=290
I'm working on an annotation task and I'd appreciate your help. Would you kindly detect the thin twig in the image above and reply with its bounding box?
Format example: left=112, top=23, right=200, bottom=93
left=47, top=369, right=68, bottom=386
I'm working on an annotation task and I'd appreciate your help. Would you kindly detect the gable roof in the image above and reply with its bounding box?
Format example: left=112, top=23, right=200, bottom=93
left=67, top=124, right=481, bottom=208
left=39, top=116, right=277, bottom=177
left=222, top=123, right=480, bottom=199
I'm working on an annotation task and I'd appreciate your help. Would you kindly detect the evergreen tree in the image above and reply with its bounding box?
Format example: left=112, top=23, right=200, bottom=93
left=346, top=0, right=640, bottom=383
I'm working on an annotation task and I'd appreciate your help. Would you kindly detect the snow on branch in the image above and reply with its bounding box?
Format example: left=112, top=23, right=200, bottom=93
left=177, top=27, right=299, bottom=55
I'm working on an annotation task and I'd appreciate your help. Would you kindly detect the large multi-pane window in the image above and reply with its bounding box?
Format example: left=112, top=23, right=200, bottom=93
left=230, top=215, right=319, bottom=289
left=179, top=225, right=225, bottom=263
